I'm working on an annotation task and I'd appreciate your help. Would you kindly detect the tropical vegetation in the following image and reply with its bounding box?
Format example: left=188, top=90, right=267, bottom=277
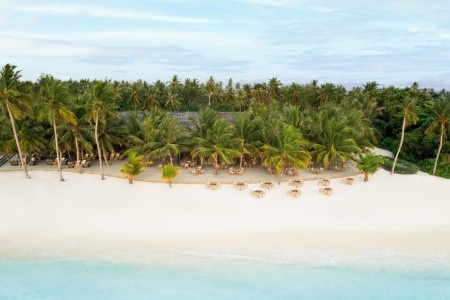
left=1, top=64, right=449, bottom=181
left=120, top=151, right=144, bottom=184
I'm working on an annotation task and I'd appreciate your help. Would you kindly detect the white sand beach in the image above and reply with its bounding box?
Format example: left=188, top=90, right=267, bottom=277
left=0, top=169, right=449, bottom=263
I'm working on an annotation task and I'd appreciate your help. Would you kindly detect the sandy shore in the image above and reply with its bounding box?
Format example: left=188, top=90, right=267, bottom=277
left=1, top=169, right=449, bottom=262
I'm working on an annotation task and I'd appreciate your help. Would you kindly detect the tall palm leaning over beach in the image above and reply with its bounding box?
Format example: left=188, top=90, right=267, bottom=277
left=391, top=96, right=419, bottom=174
left=0, top=64, right=33, bottom=178
left=36, top=78, right=77, bottom=181
left=424, top=95, right=450, bottom=175
left=86, top=81, right=119, bottom=180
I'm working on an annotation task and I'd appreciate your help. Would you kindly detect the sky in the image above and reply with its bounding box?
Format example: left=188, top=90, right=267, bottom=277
left=1, top=0, right=449, bottom=89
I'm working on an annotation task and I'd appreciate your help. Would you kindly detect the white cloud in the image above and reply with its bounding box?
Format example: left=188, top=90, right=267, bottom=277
left=235, top=0, right=298, bottom=8
left=0, top=36, right=99, bottom=57
left=13, top=3, right=216, bottom=24
left=83, top=29, right=250, bottom=46
left=406, top=27, right=450, bottom=41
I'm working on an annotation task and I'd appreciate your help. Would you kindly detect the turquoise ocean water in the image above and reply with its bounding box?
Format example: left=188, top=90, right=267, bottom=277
left=1, top=251, right=450, bottom=299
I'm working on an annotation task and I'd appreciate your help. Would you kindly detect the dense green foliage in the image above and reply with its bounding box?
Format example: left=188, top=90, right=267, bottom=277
left=1, top=64, right=449, bottom=179
left=382, top=157, right=419, bottom=174
left=418, top=158, right=450, bottom=179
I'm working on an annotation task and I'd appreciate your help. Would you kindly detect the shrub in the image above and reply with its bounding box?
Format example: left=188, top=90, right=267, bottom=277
left=418, top=158, right=450, bottom=179
left=382, top=157, right=419, bottom=174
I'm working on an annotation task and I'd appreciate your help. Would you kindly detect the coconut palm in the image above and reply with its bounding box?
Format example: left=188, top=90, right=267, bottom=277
left=120, top=151, right=144, bottom=184
left=36, top=77, right=77, bottom=181
left=311, top=117, right=361, bottom=170
left=391, top=96, right=419, bottom=174
left=85, top=81, right=119, bottom=180
left=164, top=91, right=181, bottom=111
left=160, top=163, right=180, bottom=187
left=191, top=118, right=240, bottom=174
left=232, top=111, right=261, bottom=168
left=0, top=115, right=14, bottom=164
left=125, top=108, right=164, bottom=163
left=0, top=64, right=32, bottom=178
left=147, top=115, right=189, bottom=164
left=96, top=117, right=127, bottom=166
left=206, top=76, right=216, bottom=106
left=189, top=106, right=219, bottom=140
left=355, top=152, right=384, bottom=182
left=4, top=118, right=46, bottom=164
left=424, top=95, right=450, bottom=175
left=59, top=119, right=93, bottom=173
left=261, top=125, right=311, bottom=177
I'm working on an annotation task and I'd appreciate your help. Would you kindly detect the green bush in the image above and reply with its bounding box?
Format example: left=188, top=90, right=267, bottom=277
left=418, top=158, right=450, bottom=179
left=382, top=157, right=419, bottom=174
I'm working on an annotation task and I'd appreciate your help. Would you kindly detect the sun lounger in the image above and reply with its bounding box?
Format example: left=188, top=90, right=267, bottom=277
left=251, top=190, right=265, bottom=198
left=345, top=177, right=354, bottom=185
left=320, top=187, right=332, bottom=196
left=287, top=189, right=301, bottom=198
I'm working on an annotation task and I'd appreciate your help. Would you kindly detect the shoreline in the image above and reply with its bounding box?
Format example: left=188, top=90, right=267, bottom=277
left=1, top=169, right=449, bottom=264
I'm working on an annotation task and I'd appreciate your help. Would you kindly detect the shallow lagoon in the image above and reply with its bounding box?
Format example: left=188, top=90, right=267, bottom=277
left=1, top=251, right=449, bottom=300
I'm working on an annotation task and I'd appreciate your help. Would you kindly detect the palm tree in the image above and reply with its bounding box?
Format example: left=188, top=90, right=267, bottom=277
left=311, top=116, right=361, bottom=170
left=261, top=125, right=311, bottom=178
left=147, top=115, right=188, bottom=164
left=125, top=108, right=163, bottom=163
left=0, top=64, right=32, bottom=178
left=0, top=115, right=14, bottom=163
left=206, top=76, right=216, bottom=106
left=164, top=91, right=181, bottom=111
left=96, top=117, right=127, bottom=166
left=355, top=152, right=384, bottom=182
left=58, top=106, right=93, bottom=174
left=160, top=163, right=180, bottom=187
left=120, top=151, right=144, bottom=184
left=190, top=106, right=218, bottom=139
left=4, top=118, right=46, bottom=164
left=267, top=77, right=281, bottom=101
left=128, top=83, right=142, bottom=112
left=85, top=81, right=119, bottom=180
left=232, top=112, right=261, bottom=168
left=391, top=96, right=419, bottom=174
left=424, top=95, right=450, bottom=175
left=36, top=78, right=77, bottom=181
left=191, top=118, right=240, bottom=174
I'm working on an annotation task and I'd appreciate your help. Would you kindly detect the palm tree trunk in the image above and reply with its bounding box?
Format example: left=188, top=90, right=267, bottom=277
left=103, top=152, right=110, bottom=166
left=214, top=156, right=218, bottom=175
left=364, top=173, right=369, bottom=182
left=6, top=101, right=30, bottom=179
left=239, top=155, right=243, bottom=168
left=75, top=138, right=81, bottom=174
left=53, top=122, right=64, bottom=182
left=391, top=116, right=406, bottom=175
left=94, top=111, right=104, bottom=180
left=433, top=124, right=445, bottom=175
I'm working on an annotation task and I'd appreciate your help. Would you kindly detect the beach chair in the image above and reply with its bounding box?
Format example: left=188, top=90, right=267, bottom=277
left=319, top=187, right=332, bottom=196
